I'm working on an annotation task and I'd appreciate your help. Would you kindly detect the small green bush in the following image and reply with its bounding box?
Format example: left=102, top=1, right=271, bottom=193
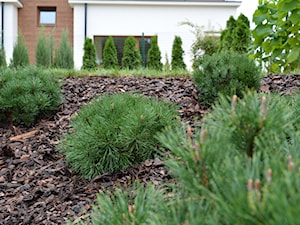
left=0, top=67, right=62, bottom=126
left=54, top=29, right=74, bottom=69
left=35, top=30, right=51, bottom=68
left=59, top=93, right=179, bottom=179
left=10, top=33, right=30, bottom=68
left=171, top=36, right=186, bottom=70
left=122, top=36, right=142, bottom=70
left=102, top=36, right=119, bottom=69
left=82, top=38, right=97, bottom=70
left=0, top=47, right=6, bottom=68
left=193, top=51, right=261, bottom=106
left=147, top=36, right=163, bottom=71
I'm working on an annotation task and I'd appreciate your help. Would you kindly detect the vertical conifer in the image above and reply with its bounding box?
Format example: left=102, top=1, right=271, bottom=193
left=55, top=29, right=74, bottom=69
left=103, top=36, right=119, bottom=69
left=11, top=33, right=29, bottom=68
left=122, top=36, right=141, bottom=70
left=36, top=30, right=51, bottom=67
left=147, top=36, right=163, bottom=71
left=82, top=37, right=97, bottom=70
left=171, top=36, right=186, bottom=70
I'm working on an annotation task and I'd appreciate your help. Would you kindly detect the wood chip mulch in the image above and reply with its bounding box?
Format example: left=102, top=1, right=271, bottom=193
left=0, top=74, right=299, bottom=224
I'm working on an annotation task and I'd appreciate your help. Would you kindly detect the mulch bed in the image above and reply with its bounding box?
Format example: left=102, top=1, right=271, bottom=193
left=0, top=74, right=299, bottom=224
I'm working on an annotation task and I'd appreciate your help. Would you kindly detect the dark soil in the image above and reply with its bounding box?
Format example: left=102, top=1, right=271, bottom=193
left=0, top=74, right=299, bottom=224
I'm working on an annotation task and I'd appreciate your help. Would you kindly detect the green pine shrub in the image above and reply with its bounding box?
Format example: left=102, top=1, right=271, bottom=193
left=54, top=29, right=74, bottom=69
left=59, top=93, right=179, bottom=179
left=102, top=36, right=119, bottom=69
left=10, top=33, right=30, bottom=68
left=82, top=38, right=97, bottom=70
left=193, top=51, right=261, bottom=106
left=122, top=36, right=142, bottom=70
left=0, top=47, right=6, bottom=68
left=35, top=30, right=51, bottom=68
left=147, top=36, right=163, bottom=71
left=0, top=67, right=62, bottom=126
left=171, top=36, right=186, bottom=70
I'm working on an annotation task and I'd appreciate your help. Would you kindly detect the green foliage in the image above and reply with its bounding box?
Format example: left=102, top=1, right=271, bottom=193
left=82, top=38, right=97, bottom=70
left=35, top=30, right=51, bottom=68
left=147, top=36, right=163, bottom=71
left=102, top=36, right=119, bottom=69
left=71, top=91, right=300, bottom=225
left=122, top=36, right=142, bottom=70
left=0, top=67, right=62, bottom=126
left=251, top=0, right=300, bottom=73
left=171, top=36, right=186, bottom=70
left=219, top=16, right=236, bottom=52
left=54, top=29, right=74, bottom=69
left=0, top=47, right=6, bottom=68
left=181, top=21, right=219, bottom=69
left=193, top=51, right=261, bottom=106
left=10, top=33, right=30, bottom=68
left=59, top=93, right=179, bottom=179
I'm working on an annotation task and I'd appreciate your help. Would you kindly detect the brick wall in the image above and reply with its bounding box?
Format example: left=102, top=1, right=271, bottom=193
left=18, top=0, right=73, bottom=65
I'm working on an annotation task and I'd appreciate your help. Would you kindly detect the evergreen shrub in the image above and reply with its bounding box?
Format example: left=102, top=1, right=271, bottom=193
left=102, top=36, right=119, bottom=69
left=70, top=91, right=300, bottom=224
left=35, top=30, right=51, bottom=68
left=54, top=30, right=74, bottom=69
left=171, top=36, right=186, bottom=70
left=59, top=93, right=179, bottom=179
left=147, top=36, right=163, bottom=71
left=193, top=51, right=261, bottom=106
left=82, top=38, right=97, bottom=70
left=0, top=48, right=6, bottom=68
left=122, top=36, right=142, bottom=70
left=11, top=33, right=30, bottom=68
left=0, top=67, right=62, bottom=126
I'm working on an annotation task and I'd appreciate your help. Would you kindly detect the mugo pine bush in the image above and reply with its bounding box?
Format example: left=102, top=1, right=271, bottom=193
left=59, top=93, right=179, bottom=179
left=70, top=91, right=300, bottom=225
left=193, top=51, right=261, bottom=106
left=0, top=67, right=62, bottom=125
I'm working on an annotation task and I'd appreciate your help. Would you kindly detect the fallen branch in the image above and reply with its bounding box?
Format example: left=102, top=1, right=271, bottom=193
left=9, top=129, right=39, bottom=141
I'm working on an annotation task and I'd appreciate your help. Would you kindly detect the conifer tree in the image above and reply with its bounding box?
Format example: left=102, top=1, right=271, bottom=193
left=0, top=47, right=6, bottom=68
left=55, top=29, right=74, bottom=69
left=102, top=36, right=118, bottom=69
left=122, top=36, right=141, bottom=70
left=82, top=37, right=97, bottom=70
left=171, top=36, right=186, bottom=70
left=219, top=16, right=236, bottom=52
left=11, top=33, right=29, bottom=68
left=147, top=36, right=163, bottom=71
left=36, top=30, right=51, bottom=67
left=232, top=14, right=251, bottom=53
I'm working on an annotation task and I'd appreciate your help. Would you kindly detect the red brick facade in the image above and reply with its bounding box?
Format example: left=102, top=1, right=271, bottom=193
left=18, top=0, right=73, bottom=65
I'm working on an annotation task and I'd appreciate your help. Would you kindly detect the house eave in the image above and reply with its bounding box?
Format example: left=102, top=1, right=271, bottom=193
left=2, top=0, right=23, bottom=8
left=68, top=0, right=241, bottom=8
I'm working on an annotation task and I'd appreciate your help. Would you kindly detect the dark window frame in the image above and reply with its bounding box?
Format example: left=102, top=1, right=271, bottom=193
left=38, top=7, right=57, bottom=26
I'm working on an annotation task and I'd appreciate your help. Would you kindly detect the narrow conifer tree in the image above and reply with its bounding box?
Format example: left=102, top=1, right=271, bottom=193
left=36, top=30, right=51, bottom=67
left=55, top=29, right=74, bottom=69
left=171, top=36, right=186, bottom=70
left=11, top=33, right=29, bottom=68
left=0, top=47, right=6, bottom=68
left=219, top=16, right=236, bottom=52
left=122, top=36, right=141, bottom=70
left=147, top=36, right=163, bottom=71
left=102, top=36, right=118, bottom=69
left=82, top=38, right=97, bottom=70
left=232, top=14, right=251, bottom=53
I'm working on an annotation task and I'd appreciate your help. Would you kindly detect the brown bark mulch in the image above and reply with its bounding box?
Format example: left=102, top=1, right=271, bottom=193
left=0, top=74, right=299, bottom=224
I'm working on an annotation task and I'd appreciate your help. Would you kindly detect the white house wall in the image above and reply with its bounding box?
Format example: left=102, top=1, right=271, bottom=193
left=71, top=1, right=240, bottom=69
left=0, top=1, right=22, bottom=64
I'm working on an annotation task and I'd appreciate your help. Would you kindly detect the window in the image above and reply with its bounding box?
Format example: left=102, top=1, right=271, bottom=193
left=38, top=7, right=56, bottom=25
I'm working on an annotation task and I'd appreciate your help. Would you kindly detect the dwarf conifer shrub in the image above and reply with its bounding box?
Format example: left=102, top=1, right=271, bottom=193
left=171, top=36, right=186, bottom=70
left=193, top=51, right=261, bottom=106
left=122, top=36, right=142, bottom=70
left=0, top=48, right=6, bottom=68
left=11, top=33, right=29, bottom=68
left=103, top=36, right=119, bottom=69
left=147, top=36, right=163, bottom=71
left=59, top=93, right=179, bottom=179
left=0, top=67, right=62, bottom=126
left=82, top=38, right=97, bottom=70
